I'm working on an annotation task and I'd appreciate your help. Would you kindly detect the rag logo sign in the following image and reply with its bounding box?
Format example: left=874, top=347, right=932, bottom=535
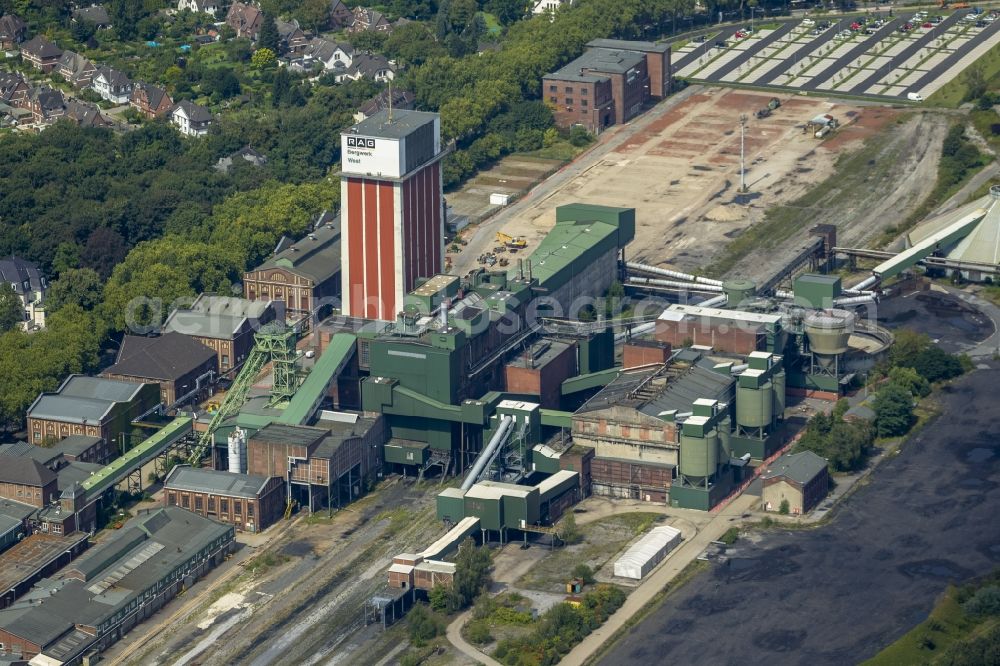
left=347, top=137, right=376, bottom=149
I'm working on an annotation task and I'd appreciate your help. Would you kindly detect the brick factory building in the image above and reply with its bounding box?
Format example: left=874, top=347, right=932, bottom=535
left=0, top=458, right=58, bottom=508
left=246, top=414, right=386, bottom=512
left=0, top=507, right=234, bottom=663
left=26, top=375, right=161, bottom=451
left=163, top=465, right=285, bottom=533
left=761, top=450, right=829, bottom=515
left=654, top=304, right=783, bottom=356
left=340, top=109, right=447, bottom=321
left=164, top=294, right=277, bottom=374
left=102, top=332, right=218, bottom=407
left=504, top=339, right=578, bottom=409
left=243, top=215, right=342, bottom=317
left=543, top=39, right=670, bottom=134
left=623, top=339, right=672, bottom=369
left=0, top=532, right=89, bottom=609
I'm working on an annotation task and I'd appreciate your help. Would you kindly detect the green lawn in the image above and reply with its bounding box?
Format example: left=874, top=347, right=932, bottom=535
left=481, top=12, right=503, bottom=37
left=928, top=39, right=1000, bottom=108
left=863, top=581, right=1000, bottom=666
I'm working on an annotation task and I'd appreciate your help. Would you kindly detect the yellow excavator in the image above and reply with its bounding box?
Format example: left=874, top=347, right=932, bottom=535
left=496, top=231, right=527, bottom=249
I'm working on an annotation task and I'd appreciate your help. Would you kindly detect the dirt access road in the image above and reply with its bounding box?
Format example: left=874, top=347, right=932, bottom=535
left=452, top=86, right=911, bottom=283
left=599, top=365, right=1000, bottom=666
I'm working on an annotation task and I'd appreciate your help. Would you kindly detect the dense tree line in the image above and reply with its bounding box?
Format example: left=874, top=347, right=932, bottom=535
left=494, top=585, right=626, bottom=666
left=796, top=400, right=873, bottom=472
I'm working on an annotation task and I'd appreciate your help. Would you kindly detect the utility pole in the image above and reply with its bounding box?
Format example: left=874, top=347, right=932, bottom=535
left=739, top=114, right=748, bottom=193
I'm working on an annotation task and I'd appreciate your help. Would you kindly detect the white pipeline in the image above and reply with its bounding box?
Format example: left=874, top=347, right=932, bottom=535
left=773, top=289, right=795, bottom=300
left=625, top=261, right=724, bottom=287
left=851, top=275, right=879, bottom=292
left=698, top=293, right=728, bottom=308
left=627, top=277, right=724, bottom=292
left=614, top=320, right=657, bottom=343
left=461, top=415, right=513, bottom=491
left=833, top=295, right=877, bottom=306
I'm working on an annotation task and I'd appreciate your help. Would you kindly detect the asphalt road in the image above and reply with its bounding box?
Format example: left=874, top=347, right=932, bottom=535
left=600, top=364, right=1000, bottom=666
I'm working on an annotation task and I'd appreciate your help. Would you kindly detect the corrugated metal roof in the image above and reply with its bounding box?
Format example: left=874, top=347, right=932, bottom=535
left=613, top=525, right=682, bottom=579
left=907, top=193, right=1000, bottom=267
left=163, top=465, right=270, bottom=498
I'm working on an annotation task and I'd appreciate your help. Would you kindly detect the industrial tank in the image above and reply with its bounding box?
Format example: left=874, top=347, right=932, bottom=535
left=227, top=427, right=247, bottom=474
left=723, top=279, right=757, bottom=308
left=772, top=370, right=786, bottom=421
left=679, top=430, right=719, bottom=479
left=736, top=381, right=774, bottom=428
left=804, top=309, right=855, bottom=365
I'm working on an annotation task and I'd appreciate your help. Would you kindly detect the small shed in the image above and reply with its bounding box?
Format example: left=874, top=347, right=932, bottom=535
left=490, top=192, right=511, bottom=206
left=613, top=525, right=683, bottom=580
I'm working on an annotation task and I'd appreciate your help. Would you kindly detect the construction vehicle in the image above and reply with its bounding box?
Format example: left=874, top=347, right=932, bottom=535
left=496, top=231, right=527, bottom=249
left=754, top=97, right=781, bottom=119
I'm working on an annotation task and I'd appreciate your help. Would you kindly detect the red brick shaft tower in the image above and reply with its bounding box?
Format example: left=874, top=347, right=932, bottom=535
left=340, top=109, right=445, bottom=321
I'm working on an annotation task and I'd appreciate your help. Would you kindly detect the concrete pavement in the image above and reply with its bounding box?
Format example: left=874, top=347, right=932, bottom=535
left=450, top=85, right=704, bottom=277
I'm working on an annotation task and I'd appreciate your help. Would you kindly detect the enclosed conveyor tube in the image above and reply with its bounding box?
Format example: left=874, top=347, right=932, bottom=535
left=614, top=320, right=657, bottom=343
left=460, top=415, right=513, bottom=491
left=833, top=294, right=877, bottom=307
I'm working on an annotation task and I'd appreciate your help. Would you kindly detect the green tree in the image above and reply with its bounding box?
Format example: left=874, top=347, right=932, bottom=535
left=888, top=329, right=931, bottom=370
left=384, top=22, right=446, bottom=66
left=0, top=284, right=23, bottom=332
left=258, top=13, right=279, bottom=52
left=428, top=584, right=451, bottom=612
left=779, top=499, right=789, bottom=515
left=572, top=563, right=594, bottom=584
left=560, top=513, right=582, bottom=544
left=452, top=538, right=491, bottom=609
left=298, top=0, right=330, bottom=32
left=111, top=0, right=144, bottom=40
left=964, top=63, right=988, bottom=103
left=486, top=0, right=528, bottom=25
left=51, top=243, right=82, bottom=277
left=873, top=384, right=914, bottom=438
left=407, top=603, right=444, bottom=646
left=46, top=268, right=104, bottom=313
left=272, top=66, right=290, bottom=107
left=887, top=366, right=931, bottom=398
left=252, top=47, right=277, bottom=69
left=911, top=346, right=964, bottom=383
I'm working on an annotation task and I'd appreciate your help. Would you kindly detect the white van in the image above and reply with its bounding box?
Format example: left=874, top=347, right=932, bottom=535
left=907, top=92, right=924, bottom=102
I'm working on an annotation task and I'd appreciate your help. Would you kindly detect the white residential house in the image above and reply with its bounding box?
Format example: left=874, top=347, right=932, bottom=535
left=177, top=0, right=220, bottom=14
left=337, top=53, right=394, bottom=83
left=91, top=67, right=133, bottom=104
left=303, top=38, right=354, bottom=71
left=171, top=100, right=212, bottom=136
left=0, top=256, right=47, bottom=329
left=532, top=0, right=571, bottom=14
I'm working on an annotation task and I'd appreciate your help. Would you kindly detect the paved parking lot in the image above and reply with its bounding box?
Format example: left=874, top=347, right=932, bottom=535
left=675, top=9, right=1000, bottom=100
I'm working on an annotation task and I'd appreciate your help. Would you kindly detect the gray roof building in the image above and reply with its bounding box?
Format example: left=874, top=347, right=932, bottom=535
left=0, top=255, right=45, bottom=296
left=761, top=450, right=828, bottom=484
left=72, top=5, right=112, bottom=26
left=163, top=465, right=272, bottom=498
left=578, top=362, right=734, bottom=416
left=27, top=375, right=152, bottom=425
left=163, top=294, right=274, bottom=340
left=172, top=99, right=211, bottom=123
left=546, top=47, right=645, bottom=83
left=106, top=333, right=216, bottom=382
left=0, top=458, right=56, bottom=487
left=253, top=216, right=341, bottom=285
left=52, top=435, right=102, bottom=458
left=0, top=507, right=234, bottom=663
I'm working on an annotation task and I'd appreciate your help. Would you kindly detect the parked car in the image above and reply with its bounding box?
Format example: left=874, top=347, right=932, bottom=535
left=802, top=18, right=816, bottom=26
left=907, top=92, right=923, bottom=102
